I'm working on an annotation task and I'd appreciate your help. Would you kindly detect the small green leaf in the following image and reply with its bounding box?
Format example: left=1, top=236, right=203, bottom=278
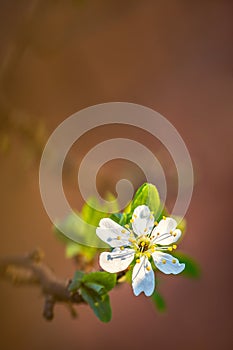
left=130, top=183, right=161, bottom=218
left=80, top=287, right=112, bottom=322
left=151, top=291, right=166, bottom=312
left=68, top=271, right=85, bottom=292
left=82, top=271, right=117, bottom=292
left=172, top=252, right=201, bottom=278
left=84, top=282, right=105, bottom=294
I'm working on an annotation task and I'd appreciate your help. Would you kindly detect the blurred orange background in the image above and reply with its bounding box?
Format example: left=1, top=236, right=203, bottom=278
left=0, top=1, right=232, bottom=350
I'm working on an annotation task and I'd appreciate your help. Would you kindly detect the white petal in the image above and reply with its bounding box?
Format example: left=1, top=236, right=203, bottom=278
left=151, top=218, right=181, bottom=245
left=132, top=205, right=154, bottom=236
left=152, top=251, right=185, bottom=275
left=132, top=256, right=155, bottom=296
left=99, top=248, right=135, bottom=273
left=96, top=218, right=131, bottom=247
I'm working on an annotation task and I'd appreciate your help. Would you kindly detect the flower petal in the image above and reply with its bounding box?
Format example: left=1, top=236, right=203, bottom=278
left=96, top=218, right=131, bottom=247
left=132, top=256, right=155, bottom=296
left=99, top=248, right=135, bottom=273
left=151, top=218, right=181, bottom=245
left=152, top=251, right=185, bottom=274
left=131, top=205, right=154, bottom=236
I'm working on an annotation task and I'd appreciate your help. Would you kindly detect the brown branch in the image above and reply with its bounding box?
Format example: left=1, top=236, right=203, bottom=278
left=0, top=249, right=84, bottom=320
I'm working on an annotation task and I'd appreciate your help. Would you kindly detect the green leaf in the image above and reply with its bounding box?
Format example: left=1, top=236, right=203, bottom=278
left=68, top=271, right=85, bottom=292
left=80, top=287, right=112, bottom=322
left=172, top=252, right=201, bottom=278
left=130, top=183, right=161, bottom=218
left=151, top=291, right=166, bottom=312
left=82, top=271, right=117, bottom=292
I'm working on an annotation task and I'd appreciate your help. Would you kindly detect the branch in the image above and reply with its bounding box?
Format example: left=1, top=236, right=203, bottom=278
left=0, top=249, right=84, bottom=320
left=0, top=249, right=126, bottom=321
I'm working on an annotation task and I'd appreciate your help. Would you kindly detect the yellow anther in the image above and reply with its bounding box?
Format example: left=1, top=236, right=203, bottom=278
left=141, top=241, right=145, bottom=247
left=125, top=224, right=130, bottom=228
left=151, top=246, right=155, bottom=252
left=162, top=259, right=166, bottom=264
left=146, top=252, right=151, bottom=258
left=130, top=219, right=134, bottom=223
left=172, top=259, right=176, bottom=264
left=173, top=232, right=177, bottom=237
left=120, top=246, right=125, bottom=250
left=170, top=230, right=173, bottom=235
left=168, top=247, right=173, bottom=252
left=133, top=214, right=137, bottom=218
left=154, top=221, right=158, bottom=226
left=136, top=259, right=141, bottom=264
left=144, top=228, right=148, bottom=232
left=163, top=216, right=166, bottom=220
left=121, top=229, right=126, bottom=233
left=117, top=236, right=121, bottom=240
left=129, top=238, right=135, bottom=243
left=172, top=244, right=177, bottom=250
left=146, top=266, right=151, bottom=271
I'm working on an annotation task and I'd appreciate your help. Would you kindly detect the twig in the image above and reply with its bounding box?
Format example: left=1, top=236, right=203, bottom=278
left=0, top=249, right=84, bottom=320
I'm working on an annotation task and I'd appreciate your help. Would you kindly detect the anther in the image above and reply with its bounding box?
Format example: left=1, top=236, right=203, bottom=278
left=121, top=229, right=126, bottom=233
left=133, top=214, right=137, bottom=218
left=157, top=232, right=160, bottom=236
left=144, top=228, right=148, bottom=232
left=173, top=232, right=177, bottom=237
left=117, top=236, right=121, bottom=240
left=146, top=266, right=151, bottom=271
left=136, top=259, right=141, bottom=263
left=163, top=216, right=166, bottom=220
left=154, top=221, right=158, bottom=226
left=172, top=259, right=176, bottom=264
left=120, top=246, right=124, bottom=250
left=125, top=224, right=130, bottom=228
left=141, top=241, right=145, bottom=247
left=130, top=219, right=134, bottom=223
left=162, top=259, right=166, bottom=264
left=146, top=252, right=151, bottom=258
left=172, top=244, right=177, bottom=250
left=168, top=247, right=173, bottom=252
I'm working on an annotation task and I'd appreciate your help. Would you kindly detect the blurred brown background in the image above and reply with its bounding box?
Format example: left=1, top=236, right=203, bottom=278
left=0, top=1, right=233, bottom=349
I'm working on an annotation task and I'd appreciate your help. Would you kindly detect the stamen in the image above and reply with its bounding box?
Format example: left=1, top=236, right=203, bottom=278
left=145, top=252, right=151, bottom=258
left=167, top=247, right=173, bottom=252
left=172, top=259, right=176, bottom=264
left=163, top=216, right=166, bottom=220
left=136, top=259, right=141, bottom=263
left=121, top=229, right=126, bottom=233
left=162, top=259, right=166, bottom=264
left=150, top=246, right=155, bottom=252
left=144, top=228, right=148, bottom=232
left=173, top=232, right=177, bottom=237
left=157, top=232, right=160, bottom=236
left=129, top=238, right=136, bottom=243
left=117, top=236, right=121, bottom=240
left=141, top=241, right=145, bottom=247
left=146, top=266, right=151, bottom=271
left=120, top=246, right=124, bottom=250
left=125, top=224, right=130, bottom=228
left=154, top=221, right=158, bottom=226
left=172, top=244, right=177, bottom=250
left=130, top=219, right=134, bottom=223
left=170, top=230, right=173, bottom=235
left=133, top=214, right=137, bottom=218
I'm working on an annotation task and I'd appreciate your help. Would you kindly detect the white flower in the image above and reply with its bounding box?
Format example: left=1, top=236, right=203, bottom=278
left=96, top=205, right=185, bottom=297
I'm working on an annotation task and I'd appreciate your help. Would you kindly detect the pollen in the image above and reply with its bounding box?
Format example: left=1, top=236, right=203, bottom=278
left=146, top=266, right=151, bottom=271
left=136, top=259, right=141, bottom=263
left=120, top=246, right=125, bottom=250
left=117, top=236, right=121, bottom=240
left=172, top=259, right=176, bottom=264
left=168, top=247, right=173, bottom=252
left=121, top=229, right=126, bottom=233
left=172, top=244, right=177, bottom=250
left=162, top=259, right=166, bottom=264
